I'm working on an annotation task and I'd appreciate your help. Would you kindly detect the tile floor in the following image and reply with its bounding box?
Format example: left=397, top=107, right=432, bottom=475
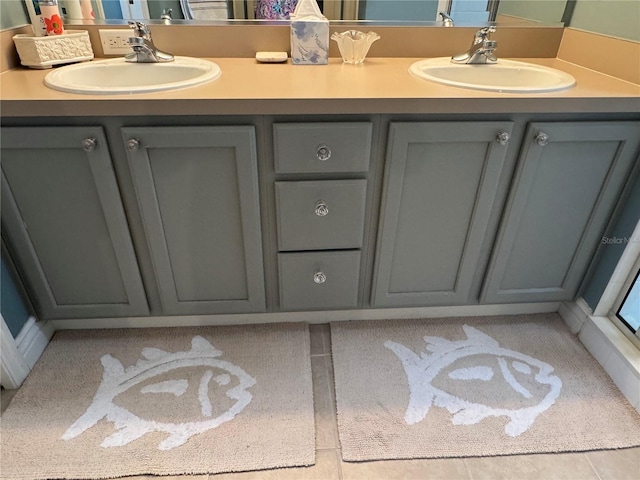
left=2, top=323, right=638, bottom=480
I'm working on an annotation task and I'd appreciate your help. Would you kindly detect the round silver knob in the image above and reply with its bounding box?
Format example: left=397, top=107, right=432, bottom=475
left=81, top=137, right=97, bottom=152
left=535, top=132, right=549, bottom=146
left=315, top=200, right=329, bottom=217
left=313, top=271, right=327, bottom=284
left=316, top=144, right=331, bottom=161
left=127, top=138, right=141, bottom=151
left=496, top=131, right=510, bottom=146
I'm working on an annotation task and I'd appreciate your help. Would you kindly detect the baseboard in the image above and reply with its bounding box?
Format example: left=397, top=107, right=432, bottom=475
left=15, top=317, right=54, bottom=369
left=1, top=315, right=30, bottom=389
left=559, top=299, right=640, bottom=413
left=51, top=302, right=561, bottom=329
left=558, top=299, right=590, bottom=334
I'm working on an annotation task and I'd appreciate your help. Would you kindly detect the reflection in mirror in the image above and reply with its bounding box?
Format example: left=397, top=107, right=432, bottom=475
left=180, top=0, right=231, bottom=20
left=496, top=0, right=571, bottom=25
left=54, top=0, right=570, bottom=24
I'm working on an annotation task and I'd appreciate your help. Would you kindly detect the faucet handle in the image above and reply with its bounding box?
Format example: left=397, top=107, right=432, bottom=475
left=474, top=26, right=496, bottom=43
left=128, top=21, right=151, bottom=39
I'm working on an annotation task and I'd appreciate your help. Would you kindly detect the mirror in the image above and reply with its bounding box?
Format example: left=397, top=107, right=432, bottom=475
left=55, top=0, right=570, bottom=25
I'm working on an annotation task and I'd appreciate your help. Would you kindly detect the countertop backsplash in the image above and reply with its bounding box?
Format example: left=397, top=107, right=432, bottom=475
left=1, top=24, right=637, bottom=87
left=3, top=23, right=564, bottom=70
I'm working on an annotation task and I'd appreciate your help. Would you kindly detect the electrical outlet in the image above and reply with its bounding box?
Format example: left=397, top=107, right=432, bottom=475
left=99, top=29, right=133, bottom=55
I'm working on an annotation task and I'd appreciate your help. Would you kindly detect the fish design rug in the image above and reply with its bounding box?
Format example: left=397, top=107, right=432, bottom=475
left=331, top=314, right=640, bottom=461
left=1, top=323, right=315, bottom=479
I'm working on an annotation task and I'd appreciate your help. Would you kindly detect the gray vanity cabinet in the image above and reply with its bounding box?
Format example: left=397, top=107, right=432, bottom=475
left=273, top=121, right=373, bottom=311
left=123, top=126, right=265, bottom=315
left=371, top=121, right=515, bottom=307
left=0, top=127, right=148, bottom=320
left=481, top=122, right=640, bottom=304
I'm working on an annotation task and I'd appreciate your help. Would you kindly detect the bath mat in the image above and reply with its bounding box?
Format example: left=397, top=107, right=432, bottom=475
left=331, top=314, right=640, bottom=461
left=1, top=323, right=315, bottom=479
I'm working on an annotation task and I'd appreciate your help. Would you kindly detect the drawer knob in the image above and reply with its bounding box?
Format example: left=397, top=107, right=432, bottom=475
left=127, top=138, right=141, bottom=151
left=496, top=131, right=510, bottom=146
left=316, top=144, right=332, bottom=161
left=81, top=137, right=97, bottom=152
left=315, top=200, right=329, bottom=217
left=313, top=271, right=327, bottom=284
left=535, top=132, right=549, bottom=146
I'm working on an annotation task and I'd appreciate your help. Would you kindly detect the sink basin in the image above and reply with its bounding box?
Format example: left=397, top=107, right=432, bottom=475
left=409, top=58, right=576, bottom=93
left=44, top=56, right=221, bottom=95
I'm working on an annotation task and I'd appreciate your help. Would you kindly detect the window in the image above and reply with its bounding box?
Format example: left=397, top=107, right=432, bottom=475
left=617, top=268, right=640, bottom=333
left=610, top=253, right=640, bottom=349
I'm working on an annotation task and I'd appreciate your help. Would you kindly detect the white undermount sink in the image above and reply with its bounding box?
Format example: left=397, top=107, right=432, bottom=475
left=44, top=56, right=221, bottom=95
left=409, top=58, right=576, bottom=93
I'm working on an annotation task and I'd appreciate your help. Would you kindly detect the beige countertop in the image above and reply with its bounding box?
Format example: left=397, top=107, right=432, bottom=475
left=1, top=57, right=639, bottom=117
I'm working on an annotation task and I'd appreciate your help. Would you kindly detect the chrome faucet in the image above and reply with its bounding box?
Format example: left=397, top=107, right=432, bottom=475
left=451, top=26, right=498, bottom=64
left=160, top=8, right=173, bottom=25
left=125, top=21, right=174, bottom=63
left=439, top=12, right=454, bottom=27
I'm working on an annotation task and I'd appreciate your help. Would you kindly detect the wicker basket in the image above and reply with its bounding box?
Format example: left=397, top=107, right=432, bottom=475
left=13, top=30, right=94, bottom=69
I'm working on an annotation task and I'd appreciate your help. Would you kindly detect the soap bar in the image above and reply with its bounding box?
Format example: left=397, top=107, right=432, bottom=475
left=256, top=52, right=288, bottom=63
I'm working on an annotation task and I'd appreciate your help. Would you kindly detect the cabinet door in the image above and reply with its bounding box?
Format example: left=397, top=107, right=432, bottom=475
left=371, top=121, right=514, bottom=307
left=482, top=122, right=640, bottom=304
left=123, top=126, right=265, bottom=315
left=0, top=127, right=148, bottom=319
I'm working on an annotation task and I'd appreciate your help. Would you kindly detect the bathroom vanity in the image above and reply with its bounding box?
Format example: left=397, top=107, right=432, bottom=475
left=1, top=57, right=639, bottom=324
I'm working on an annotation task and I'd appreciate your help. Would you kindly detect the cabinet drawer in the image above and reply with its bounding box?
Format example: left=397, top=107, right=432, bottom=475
left=276, top=180, right=367, bottom=251
left=279, top=251, right=361, bottom=310
left=274, top=122, right=372, bottom=173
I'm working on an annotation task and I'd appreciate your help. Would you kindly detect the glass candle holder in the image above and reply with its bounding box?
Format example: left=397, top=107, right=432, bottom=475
left=331, top=30, right=380, bottom=65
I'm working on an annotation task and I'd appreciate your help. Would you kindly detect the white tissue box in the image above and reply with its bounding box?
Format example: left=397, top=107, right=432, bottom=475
left=13, top=30, right=94, bottom=69
left=290, top=20, right=329, bottom=65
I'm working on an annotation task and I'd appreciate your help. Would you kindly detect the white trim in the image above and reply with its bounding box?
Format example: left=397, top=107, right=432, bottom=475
left=558, top=298, right=591, bottom=334
left=51, top=302, right=561, bottom=330
left=609, top=252, right=640, bottom=348
left=558, top=300, right=640, bottom=413
left=593, top=218, right=640, bottom=316
left=437, top=0, right=450, bottom=15
left=0, top=315, right=30, bottom=389
left=15, top=316, right=54, bottom=369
